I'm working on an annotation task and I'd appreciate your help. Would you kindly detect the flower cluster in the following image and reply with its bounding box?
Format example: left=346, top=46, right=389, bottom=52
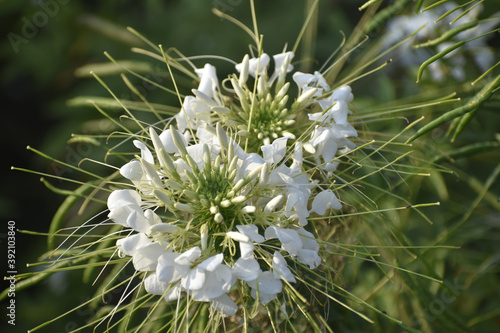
left=107, top=50, right=357, bottom=315
left=382, top=2, right=500, bottom=81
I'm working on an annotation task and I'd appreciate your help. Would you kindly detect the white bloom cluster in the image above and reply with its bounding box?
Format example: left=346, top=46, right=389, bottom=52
left=382, top=2, right=500, bottom=81
left=107, top=50, right=358, bottom=315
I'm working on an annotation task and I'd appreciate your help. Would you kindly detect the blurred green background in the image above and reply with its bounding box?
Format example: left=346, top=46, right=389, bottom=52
left=1, top=0, right=499, bottom=332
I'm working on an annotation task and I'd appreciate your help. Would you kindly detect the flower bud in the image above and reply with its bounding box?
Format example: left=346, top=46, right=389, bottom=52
left=158, top=148, right=179, bottom=179
left=140, top=158, right=163, bottom=188
left=239, top=54, right=249, bottom=86
left=264, top=194, right=284, bottom=213
left=153, top=189, right=173, bottom=209
left=174, top=202, right=196, bottom=213
left=231, top=195, right=247, bottom=204
left=200, top=223, right=208, bottom=251
left=169, top=125, right=188, bottom=156
left=149, top=127, right=166, bottom=156
left=242, top=205, right=256, bottom=213
left=192, top=89, right=217, bottom=107
left=220, top=199, right=232, bottom=208
left=276, top=82, right=290, bottom=100
left=214, top=212, right=224, bottom=223
left=231, top=77, right=250, bottom=111
left=216, top=122, right=228, bottom=149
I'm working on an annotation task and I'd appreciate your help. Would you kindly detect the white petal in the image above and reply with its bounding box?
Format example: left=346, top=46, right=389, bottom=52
left=108, top=205, right=137, bottom=228
left=273, top=51, right=294, bottom=75
left=297, top=228, right=320, bottom=252
left=182, top=267, right=206, bottom=290
left=243, top=54, right=270, bottom=77
left=176, top=96, right=196, bottom=133
left=211, top=294, right=238, bottom=316
left=108, top=189, right=141, bottom=210
left=266, top=226, right=302, bottom=255
left=119, top=160, right=145, bottom=183
left=272, top=252, right=296, bottom=283
left=132, top=241, right=165, bottom=271
left=164, top=283, right=182, bottom=302
left=240, top=241, right=255, bottom=259
left=174, top=247, right=202, bottom=266
left=186, top=143, right=207, bottom=166
left=292, top=141, right=303, bottom=167
left=264, top=225, right=278, bottom=240
left=127, top=210, right=150, bottom=234
left=144, top=273, right=168, bottom=295
left=261, top=137, right=288, bottom=165
left=292, top=72, right=313, bottom=89
left=236, top=225, right=265, bottom=243
left=232, top=257, right=261, bottom=281
left=159, top=129, right=186, bottom=154
left=116, top=233, right=146, bottom=257
left=195, top=64, right=219, bottom=100
left=240, top=153, right=265, bottom=177
left=297, top=249, right=322, bottom=269
left=332, top=85, right=353, bottom=102
left=250, top=289, right=276, bottom=305
left=191, top=265, right=232, bottom=301
left=248, top=271, right=282, bottom=304
left=198, top=253, right=223, bottom=272
left=310, top=189, right=342, bottom=215
left=157, top=252, right=184, bottom=283
left=292, top=71, right=329, bottom=92
left=133, top=140, right=154, bottom=164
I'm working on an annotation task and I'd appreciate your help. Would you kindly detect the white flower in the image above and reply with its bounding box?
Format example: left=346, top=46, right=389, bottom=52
left=157, top=247, right=201, bottom=284
left=227, top=224, right=265, bottom=260
left=265, top=226, right=322, bottom=269
left=108, top=189, right=161, bottom=233
left=293, top=71, right=330, bottom=98
left=312, top=85, right=354, bottom=126
left=307, top=123, right=357, bottom=172
left=107, top=189, right=142, bottom=226
left=184, top=254, right=233, bottom=302
left=261, top=137, right=289, bottom=166
left=268, top=164, right=312, bottom=226
left=117, top=233, right=166, bottom=271
left=104, top=48, right=362, bottom=315
left=382, top=2, right=500, bottom=82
